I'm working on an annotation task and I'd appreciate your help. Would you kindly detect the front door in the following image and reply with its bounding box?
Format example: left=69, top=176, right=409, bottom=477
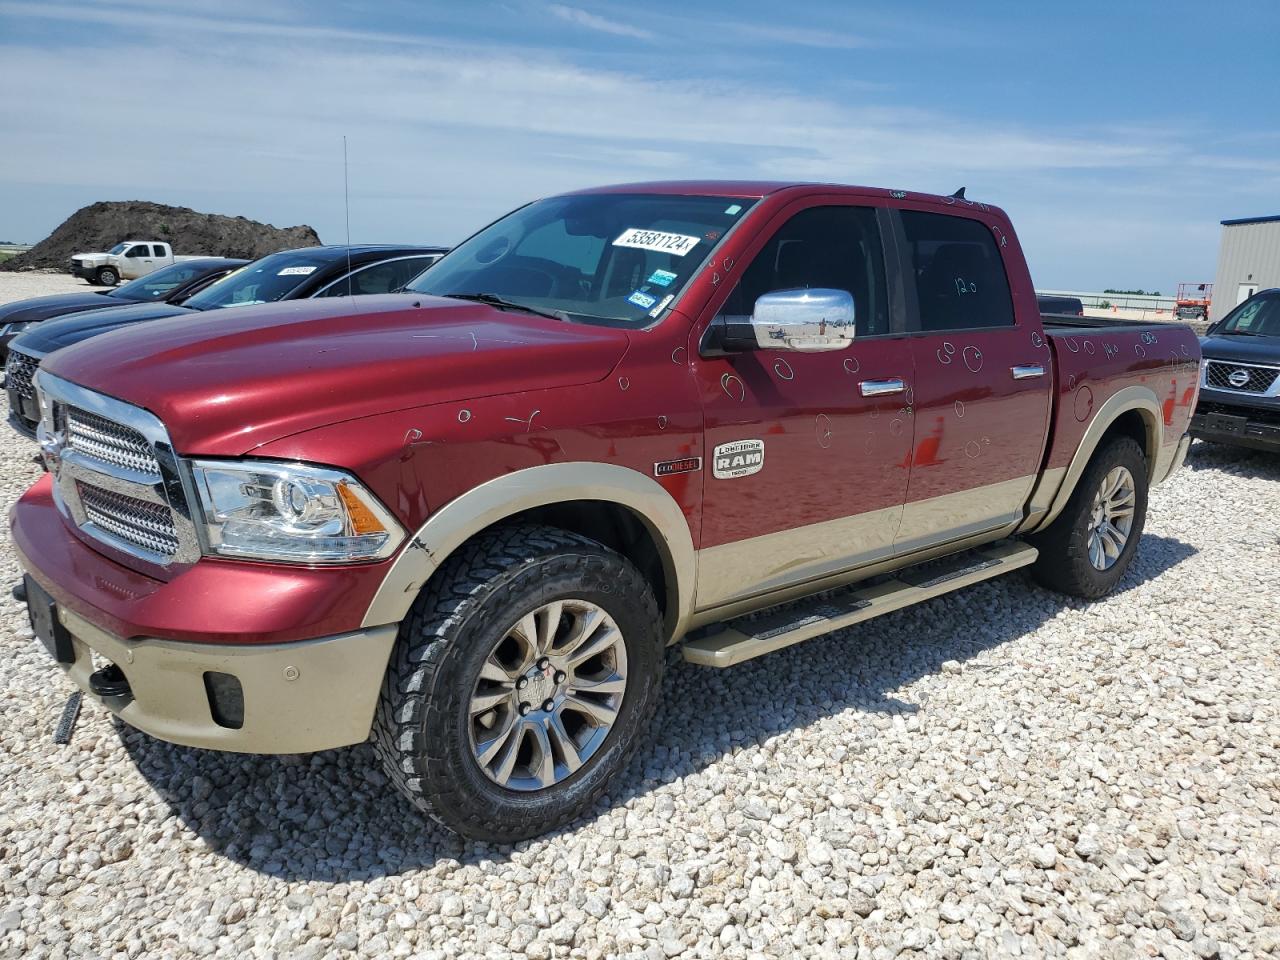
left=692, top=202, right=914, bottom=609
left=891, top=208, right=1051, bottom=554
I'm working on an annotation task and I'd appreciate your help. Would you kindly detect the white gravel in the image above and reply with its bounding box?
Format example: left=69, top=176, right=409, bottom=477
left=0, top=270, right=94, bottom=300
left=1, top=274, right=1277, bottom=959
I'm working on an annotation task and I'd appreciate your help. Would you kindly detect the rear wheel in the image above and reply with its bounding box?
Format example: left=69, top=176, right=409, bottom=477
left=1030, top=435, right=1148, bottom=598
left=373, top=524, right=663, bottom=841
left=95, top=267, right=118, bottom=286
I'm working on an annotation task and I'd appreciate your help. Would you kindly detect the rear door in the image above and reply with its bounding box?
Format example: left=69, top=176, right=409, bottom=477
left=889, top=207, right=1051, bottom=554
left=692, top=201, right=915, bottom=609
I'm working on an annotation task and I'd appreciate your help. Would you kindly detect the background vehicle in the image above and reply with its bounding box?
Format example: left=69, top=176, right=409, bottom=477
left=1176, top=282, right=1213, bottom=322
left=70, top=241, right=199, bottom=286
left=12, top=182, right=1199, bottom=842
left=5, top=245, right=446, bottom=436
left=0, top=258, right=245, bottom=358
left=1191, top=287, right=1280, bottom=451
left=1036, top=293, right=1085, bottom=316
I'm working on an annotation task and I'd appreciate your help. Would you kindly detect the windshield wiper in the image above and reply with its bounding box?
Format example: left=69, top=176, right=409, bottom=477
left=1218, top=329, right=1257, bottom=336
left=443, top=292, right=567, bottom=322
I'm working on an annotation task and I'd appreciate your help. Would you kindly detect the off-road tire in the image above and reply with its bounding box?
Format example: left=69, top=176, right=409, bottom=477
left=373, top=524, right=664, bottom=842
left=1030, top=435, right=1148, bottom=598
left=95, top=267, right=119, bottom=287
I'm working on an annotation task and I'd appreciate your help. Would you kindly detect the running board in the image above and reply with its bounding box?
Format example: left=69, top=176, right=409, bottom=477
left=682, top=541, right=1038, bottom=667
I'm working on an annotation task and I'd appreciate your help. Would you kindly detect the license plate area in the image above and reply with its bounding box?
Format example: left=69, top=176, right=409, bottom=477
left=25, top=576, right=75, bottom=664
left=1206, top=412, right=1247, bottom=436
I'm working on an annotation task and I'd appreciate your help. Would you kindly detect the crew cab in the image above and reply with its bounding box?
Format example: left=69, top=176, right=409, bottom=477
left=70, top=241, right=196, bottom=287
left=1190, top=288, right=1280, bottom=451
left=11, top=182, right=1200, bottom=841
left=5, top=245, right=447, bottom=437
left=0, top=257, right=245, bottom=359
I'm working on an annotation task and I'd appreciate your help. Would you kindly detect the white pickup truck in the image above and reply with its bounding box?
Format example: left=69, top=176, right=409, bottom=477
left=70, top=241, right=199, bottom=287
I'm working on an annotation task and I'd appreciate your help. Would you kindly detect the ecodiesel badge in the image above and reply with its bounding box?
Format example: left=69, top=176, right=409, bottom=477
left=712, top=439, right=764, bottom=479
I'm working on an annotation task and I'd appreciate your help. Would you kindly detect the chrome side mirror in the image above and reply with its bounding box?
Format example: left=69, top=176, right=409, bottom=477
left=749, top=288, right=855, bottom=352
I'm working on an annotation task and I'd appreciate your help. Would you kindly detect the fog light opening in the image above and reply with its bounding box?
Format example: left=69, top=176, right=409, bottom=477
left=203, top=672, right=244, bottom=729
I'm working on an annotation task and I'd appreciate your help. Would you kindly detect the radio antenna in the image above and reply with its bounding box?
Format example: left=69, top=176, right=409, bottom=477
left=344, top=135, right=353, bottom=297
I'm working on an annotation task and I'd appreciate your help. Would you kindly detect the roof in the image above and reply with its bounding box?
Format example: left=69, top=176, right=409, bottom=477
left=276, top=244, right=448, bottom=261
left=1220, top=214, right=1280, bottom=226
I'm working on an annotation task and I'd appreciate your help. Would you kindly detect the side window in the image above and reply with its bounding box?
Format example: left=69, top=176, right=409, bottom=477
left=900, top=210, right=1015, bottom=331
left=152, top=245, right=167, bottom=257
left=386, top=256, right=438, bottom=290
left=717, top=205, right=890, bottom=337
left=125, top=245, right=149, bottom=258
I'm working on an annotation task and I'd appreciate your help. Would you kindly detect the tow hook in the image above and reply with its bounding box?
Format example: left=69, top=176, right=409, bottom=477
left=88, top=663, right=131, bottom=699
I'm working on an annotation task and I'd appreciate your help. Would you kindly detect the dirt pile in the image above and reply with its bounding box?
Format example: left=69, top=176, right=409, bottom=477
left=1, top=201, right=322, bottom=271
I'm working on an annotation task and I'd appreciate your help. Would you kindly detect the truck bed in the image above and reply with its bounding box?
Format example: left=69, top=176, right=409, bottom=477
left=1037, top=319, right=1200, bottom=499
left=1040, top=312, right=1182, bottom=334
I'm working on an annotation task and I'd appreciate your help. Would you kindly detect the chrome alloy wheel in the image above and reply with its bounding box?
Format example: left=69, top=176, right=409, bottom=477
left=1087, top=465, right=1137, bottom=571
left=468, top=600, right=628, bottom=792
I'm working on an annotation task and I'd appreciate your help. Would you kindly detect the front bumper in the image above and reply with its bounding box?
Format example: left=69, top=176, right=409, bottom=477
left=48, top=605, right=396, bottom=753
left=70, top=261, right=98, bottom=280
left=1191, top=394, right=1280, bottom=452
left=12, top=473, right=403, bottom=753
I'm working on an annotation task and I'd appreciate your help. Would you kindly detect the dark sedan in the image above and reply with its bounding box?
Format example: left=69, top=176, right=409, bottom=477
left=0, top=257, right=245, bottom=358
left=6, top=244, right=446, bottom=437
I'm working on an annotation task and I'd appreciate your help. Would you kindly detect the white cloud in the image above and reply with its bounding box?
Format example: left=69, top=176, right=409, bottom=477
left=0, top=1, right=1272, bottom=287
left=546, top=4, right=654, bottom=41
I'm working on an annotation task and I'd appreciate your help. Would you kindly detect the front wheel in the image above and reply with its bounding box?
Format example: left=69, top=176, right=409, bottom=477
left=373, top=524, right=663, bottom=841
left=95, top=267, right=119, bottom=286
left=1030, top=435, right=1148, bottom=598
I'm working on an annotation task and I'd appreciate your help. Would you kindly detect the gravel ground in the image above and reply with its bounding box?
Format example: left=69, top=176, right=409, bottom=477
left=0, top=275, right=1277, bottom=959
left=0, top=271, right=94, bottom=300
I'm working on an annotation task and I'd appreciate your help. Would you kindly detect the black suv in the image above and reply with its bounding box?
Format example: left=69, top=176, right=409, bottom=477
left=1191, top=289, right=1280, bottom=452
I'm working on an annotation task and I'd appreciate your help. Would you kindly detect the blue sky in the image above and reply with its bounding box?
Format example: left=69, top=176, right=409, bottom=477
left=1, top=0, right=1277, bottom=291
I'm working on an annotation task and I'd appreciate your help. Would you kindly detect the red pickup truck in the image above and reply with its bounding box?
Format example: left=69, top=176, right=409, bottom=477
left=12, top=181, right=1200, bottom=840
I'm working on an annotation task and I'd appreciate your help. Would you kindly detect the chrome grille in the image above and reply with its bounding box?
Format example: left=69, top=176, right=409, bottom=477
left=66, top=405, right=161, bottom=477
left=5, top=350, right=38, bottom=401
left=77, top=482, right=179, bottom=558
left=1205, top=360, right=1279, bottom=394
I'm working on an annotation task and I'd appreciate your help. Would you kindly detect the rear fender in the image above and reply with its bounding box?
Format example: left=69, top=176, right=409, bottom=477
left=1026, top=385, right=1163, bottom=533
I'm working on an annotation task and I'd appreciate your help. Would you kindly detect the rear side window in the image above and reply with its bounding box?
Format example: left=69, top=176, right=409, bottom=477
left=717, top=205, right=890, bottom=337
left=152, top=245, right=167, bottom=257
left=900, top=211, right=1015, bottom=331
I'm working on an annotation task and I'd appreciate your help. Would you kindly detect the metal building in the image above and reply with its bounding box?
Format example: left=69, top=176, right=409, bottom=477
left=1209, top=214, right=1280, bottom=322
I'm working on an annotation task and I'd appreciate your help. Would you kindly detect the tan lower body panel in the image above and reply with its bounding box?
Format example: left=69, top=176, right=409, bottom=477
left=684, top=540, right=1038, bottom=667
left=56, top=606, right=398, bottom=754
left=695, top=504, right=903, bottom=609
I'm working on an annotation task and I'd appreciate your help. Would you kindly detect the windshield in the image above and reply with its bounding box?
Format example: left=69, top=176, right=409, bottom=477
left=182, top=251, right=326, bottom=310
left=1217, top=292, right=1280, bottom=337
left=406, top=193, right=757, bottom=326
left=111, top=260, right=215, bottom=301
left=108, top=243, right=129, bottom=255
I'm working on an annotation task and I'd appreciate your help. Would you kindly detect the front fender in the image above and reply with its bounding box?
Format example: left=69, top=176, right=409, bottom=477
left=360, top=462, right=697, bottom=643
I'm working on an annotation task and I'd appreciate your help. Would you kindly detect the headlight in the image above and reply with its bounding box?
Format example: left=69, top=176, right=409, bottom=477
left=189, top=460, right=404, bottom=563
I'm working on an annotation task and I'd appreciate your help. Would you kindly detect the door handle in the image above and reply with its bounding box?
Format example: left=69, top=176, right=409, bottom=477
left=1011, top=364, right=1045, bottom=380
left=860, top=378, right=905, bottom=397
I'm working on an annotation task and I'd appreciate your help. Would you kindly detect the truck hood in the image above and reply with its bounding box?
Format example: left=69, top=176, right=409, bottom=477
left=43, top=294, right=631, bottom=456
left=0, top=291, right=115, bottom=326
left=1200, top=332, right=1280, bottom=366
left=15, top=302, right=192, bottom=356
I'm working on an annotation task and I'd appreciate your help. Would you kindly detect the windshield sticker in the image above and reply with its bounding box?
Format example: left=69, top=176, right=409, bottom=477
left=649, top=293, right=675, bottom=318
left=725, top=204, right=743, bottom=215
left=627, top=290, right=658, bottom=310
left=278, top=265, right=318, bottom=276
left=613, top=228, right=701, bottom=257
left=647, top=269, right=678, bottom=287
